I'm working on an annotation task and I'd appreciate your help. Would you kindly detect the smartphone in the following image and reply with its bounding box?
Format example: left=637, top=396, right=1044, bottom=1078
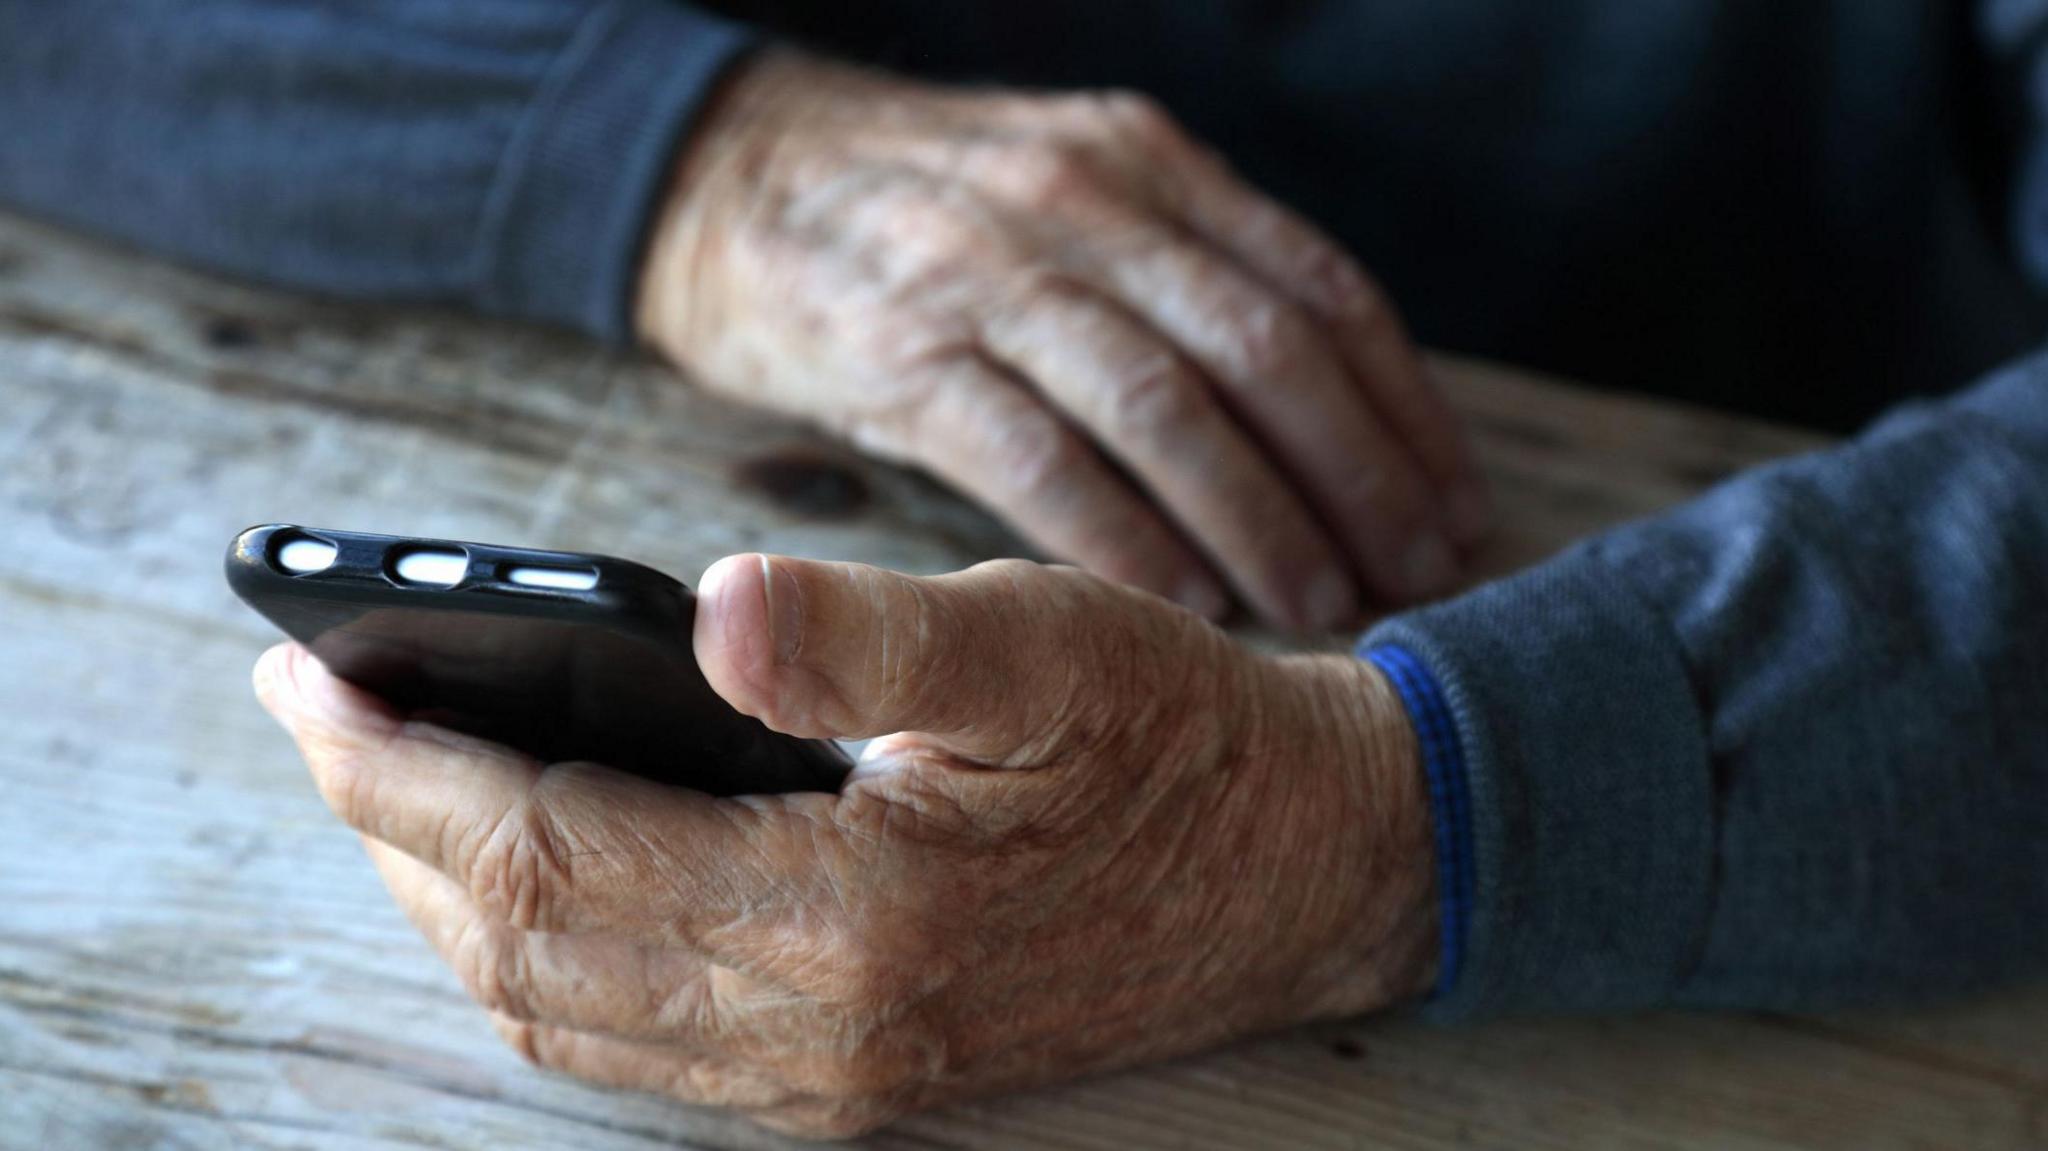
left=225, top=524, right=850, bottom=796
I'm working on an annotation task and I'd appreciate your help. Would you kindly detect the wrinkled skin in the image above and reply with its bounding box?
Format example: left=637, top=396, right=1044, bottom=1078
left=638, top=51, right=1490, bottom=630
left=256, top=556, right=1436, bottom=1139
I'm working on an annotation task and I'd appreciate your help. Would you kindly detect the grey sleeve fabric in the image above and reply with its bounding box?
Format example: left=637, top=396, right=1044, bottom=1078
left=0, top=0, right=756, bottom=341
left=1368, top=355, right=2048, bottom=1019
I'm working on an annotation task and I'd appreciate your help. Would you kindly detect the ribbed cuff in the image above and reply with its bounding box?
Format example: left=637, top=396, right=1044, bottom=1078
left=1363, top=548, right=1716, bottom=1021
left=1361, top=644, right=1473, bottom=1001
left=475, top=0, right=757, bottom=341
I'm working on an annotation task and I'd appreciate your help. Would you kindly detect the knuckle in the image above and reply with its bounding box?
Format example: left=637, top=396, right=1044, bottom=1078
left=1226, top=298, right=1315, bottom=382
left=1098, top=88, right=1177, bottom=142
left=454, top=921, right=532, bottom=1020
left=839, top=335, right=967, bottom=454
left=665, top=1060, right=720, bottom=1101
left=1002, top=143, right=1104, bottom=209
left=1034, top=560, right=1111, bottom=607
left=991, top=410, right=1088, bottom=498
left=852, top=311, right=973, bottom=377
left=1102, top=354, right=1209, bottom=443
left=495, top=1016, right=547, bottom=1068
left=1340, top=275, right=1399, bottom=336
left=987, top=264, right=1086, bottom=341
left=309, top=749, right=376, bottom=831
left=968, top=556, right=1051, bottom=590
left=1005, top=263, right=1087, bottom=316
left=523, top=1025, right=578, bottom=1074
left=466, top=800, right=570, bottom=933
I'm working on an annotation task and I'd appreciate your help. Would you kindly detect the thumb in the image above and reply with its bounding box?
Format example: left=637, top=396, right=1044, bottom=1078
left=692, top=554, right=1089, bottom=760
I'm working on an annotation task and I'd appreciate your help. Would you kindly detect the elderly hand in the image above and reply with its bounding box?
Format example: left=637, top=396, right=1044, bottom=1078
left=637, top=51, right=1489, bottom=631
left=255, top=556, right=1436, bottom=1138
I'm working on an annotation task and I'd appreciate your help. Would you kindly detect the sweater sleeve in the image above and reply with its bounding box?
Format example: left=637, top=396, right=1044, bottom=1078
left=0, top=0, right=756, bottom=342
left=1364, top=352, right=2048, bottom=1019
left=1984, top=0, right=2048, bottom=290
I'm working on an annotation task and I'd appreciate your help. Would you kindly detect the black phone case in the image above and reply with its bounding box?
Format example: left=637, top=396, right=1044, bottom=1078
left=226, top=524, right=850, bottom=795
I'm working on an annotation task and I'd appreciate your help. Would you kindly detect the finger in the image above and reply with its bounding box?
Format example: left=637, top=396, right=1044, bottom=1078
left=366, top=839, right=863, bottom=1068
left=255, top=644, right=831, bottom=945
left=982, top=281, right=1357, bottom=630
left=1165, top=156, right=1489, bottom=541
left=491, top=1013, right=806, bottom=1111
left=362, top=838, right=731, bottom=1044
left=890, top=354, right=1229, bottom=617
left=496, top=1013, right=901, bottom=1139
left=1084, top=227, right=1462, bottom=603
left=695, top=553, right=1127, bottom=759
left=1114, top=104, right=1491, bottom=544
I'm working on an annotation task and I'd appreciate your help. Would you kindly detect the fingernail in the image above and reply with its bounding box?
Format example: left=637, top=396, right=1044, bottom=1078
left=255, top=644, right=336, bottom=728
left=1172, top=574, right=1230, bottom=619
left=760, top=556, right=806, bottom=665
left=1444, top=483, right=1494, bottom=547
left=252, top=645, right=289, bottom=718
left=1303, top=567, right=1356, bottom=631
left=1402, top=533, right=1459, bottom=600
left=286, top=645, right=351, bottom=718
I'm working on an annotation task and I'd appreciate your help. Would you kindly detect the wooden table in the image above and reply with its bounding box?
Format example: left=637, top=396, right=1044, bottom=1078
left=1, top=212, right=2041, bottom=1150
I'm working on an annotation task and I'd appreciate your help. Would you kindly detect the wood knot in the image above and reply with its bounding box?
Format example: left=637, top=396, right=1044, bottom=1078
left=734, top=451, right=870, bottom=520
left=202, top=315, right=257, bottom=349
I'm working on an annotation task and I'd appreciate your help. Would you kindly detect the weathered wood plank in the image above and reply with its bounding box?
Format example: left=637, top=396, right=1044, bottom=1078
left=0, top=213, right=2041, bottom=1150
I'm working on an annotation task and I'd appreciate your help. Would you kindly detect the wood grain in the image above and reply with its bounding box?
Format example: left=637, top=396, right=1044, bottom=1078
left=0, top=213, right=2039, bottom=1150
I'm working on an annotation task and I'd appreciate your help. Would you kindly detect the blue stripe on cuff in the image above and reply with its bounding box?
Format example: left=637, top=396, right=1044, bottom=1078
left=1362, top=642, right=1474, bottom=999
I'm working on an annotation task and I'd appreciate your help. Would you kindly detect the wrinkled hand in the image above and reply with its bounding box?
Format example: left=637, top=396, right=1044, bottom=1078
left=638, top=52, right=1489, bottom=630
left=255, top=556, right=1436, bottom=1138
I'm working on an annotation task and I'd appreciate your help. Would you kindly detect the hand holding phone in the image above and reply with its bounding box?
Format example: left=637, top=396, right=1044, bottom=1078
left=226, top=525, right=849, bottom=795
left=252, top=551, right=1434, bottom=1137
